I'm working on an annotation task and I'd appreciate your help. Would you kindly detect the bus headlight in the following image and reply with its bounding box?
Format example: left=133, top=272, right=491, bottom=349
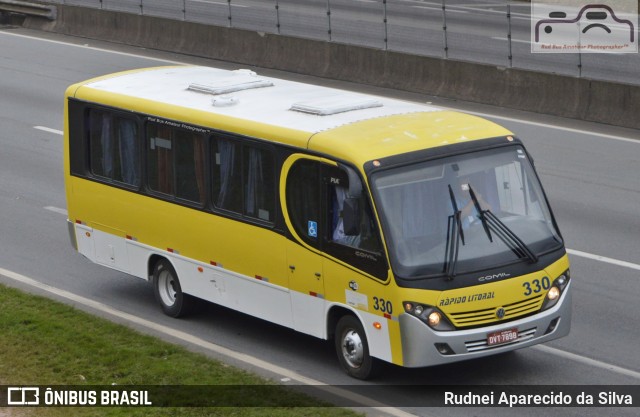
left=427, top=311, right=441, bottom=327
left=547, top=286, right=560, bottom=301
left=403, top=302, right=455, bottom=331
left=541, top=269, right=570, bottom=311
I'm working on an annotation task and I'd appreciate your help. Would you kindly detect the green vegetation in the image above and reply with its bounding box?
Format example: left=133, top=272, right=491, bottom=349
left=0, top=284, right=362, bottom=417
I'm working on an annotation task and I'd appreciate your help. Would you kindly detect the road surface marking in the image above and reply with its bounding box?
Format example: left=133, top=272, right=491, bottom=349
left=533, top=345, right=640, bottom=381
left=464, top=111, right=640, bottom=144
left=0, top=31, right=190, bottom=65
left=44, top=206, right=68, bottom=216
left=34, top=126, right=63, bottom=135
left=567, top=249, right=640, bottom=271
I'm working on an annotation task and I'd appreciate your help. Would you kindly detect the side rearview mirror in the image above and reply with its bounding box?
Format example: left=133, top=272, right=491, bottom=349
left=339, top=164, right=363, bottom=236
left=342, top=197, right=360, bottom=236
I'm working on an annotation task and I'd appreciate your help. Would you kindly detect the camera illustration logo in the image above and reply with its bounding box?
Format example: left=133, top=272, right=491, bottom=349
left=531, top=2, right=638, bottom=53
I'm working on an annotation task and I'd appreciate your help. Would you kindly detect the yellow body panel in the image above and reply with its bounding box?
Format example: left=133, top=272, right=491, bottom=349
left=69, top=177, right=289, bottom=289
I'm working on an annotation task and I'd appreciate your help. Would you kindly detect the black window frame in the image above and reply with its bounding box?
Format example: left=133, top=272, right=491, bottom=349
left=285, top=157, right=388, bottom=280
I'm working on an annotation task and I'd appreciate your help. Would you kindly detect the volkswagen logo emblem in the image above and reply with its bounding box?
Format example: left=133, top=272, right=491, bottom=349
left=495, top=307, right=506, bottom=319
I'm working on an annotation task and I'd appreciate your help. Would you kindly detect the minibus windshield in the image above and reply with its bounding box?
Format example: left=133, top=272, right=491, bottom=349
left=371, top=145, right=562, bottom=279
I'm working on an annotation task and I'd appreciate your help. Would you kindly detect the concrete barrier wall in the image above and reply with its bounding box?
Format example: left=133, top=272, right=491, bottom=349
left=25, top=4, right=640, bottom=130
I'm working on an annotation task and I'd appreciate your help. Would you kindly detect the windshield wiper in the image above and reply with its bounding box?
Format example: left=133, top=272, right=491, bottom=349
left=443, top=185, right=465, bottom=280
left=468, top=184, right=538, bottom=264
left=468, top=186, right=493, bottom=243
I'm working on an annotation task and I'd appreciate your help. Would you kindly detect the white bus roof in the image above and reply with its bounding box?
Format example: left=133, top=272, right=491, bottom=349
left=78, top=66, right=436, bottom=134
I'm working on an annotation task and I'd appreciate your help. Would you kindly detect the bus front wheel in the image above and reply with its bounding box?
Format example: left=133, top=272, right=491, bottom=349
left=334, top=315, right=378, bottom=380
left=152, top=259, right=192, bottom=318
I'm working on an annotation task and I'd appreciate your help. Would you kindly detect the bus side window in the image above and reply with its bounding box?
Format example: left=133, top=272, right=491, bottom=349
left=146, top=121, right=205, bottom=204
left=211, top=137, right=243, bottom=213
left=88, top=109, right=139, bottom=187
left=212, top=138, right=276, bottom=222
left=175, top=130, right=205, bottom=204
left=147, top=124, right=175, bottom=196
left=243, top=146, right=275, bottom=222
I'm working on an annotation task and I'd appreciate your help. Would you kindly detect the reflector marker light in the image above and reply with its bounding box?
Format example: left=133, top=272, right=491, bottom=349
left=309, top=291, right=325, bottom=299
left=167, top=248, right=179, bottom=255
left=373, top=322, right=382, bottom=330
left=255, top=275, right=269, bottom=282
left=384, top=313, right=398, bottom=321
left=125, top=235, right=138, bottom=241
left=210, top=261, right=224, bottom=268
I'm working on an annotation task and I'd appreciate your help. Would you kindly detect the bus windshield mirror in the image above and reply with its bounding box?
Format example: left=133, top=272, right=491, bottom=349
left=342, top=197, right=361, bottom=236
left=339, top=163, right=363, bottom=199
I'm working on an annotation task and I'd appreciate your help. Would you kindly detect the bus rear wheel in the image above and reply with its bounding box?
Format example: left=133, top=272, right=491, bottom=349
left=152, top=259, right=193, bottom=318
left=334, top=315, right=378, bottom=380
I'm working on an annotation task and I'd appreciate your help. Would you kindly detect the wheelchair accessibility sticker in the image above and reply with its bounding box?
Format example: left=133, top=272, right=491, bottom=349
left=308, top=220, right=318, bottom=238
left=531, top=1, right=637, bottom=53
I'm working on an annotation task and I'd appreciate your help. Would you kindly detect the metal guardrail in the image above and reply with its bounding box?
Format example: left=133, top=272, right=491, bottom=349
left=0, top=0, right=57, bottom=20
left=25, top=1, right=640, bottom=85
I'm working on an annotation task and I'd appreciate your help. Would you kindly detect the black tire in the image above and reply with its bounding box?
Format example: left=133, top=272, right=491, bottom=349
left=152, top=259, right=193, bottom=318
left=334, top=315, right=378, bottom=380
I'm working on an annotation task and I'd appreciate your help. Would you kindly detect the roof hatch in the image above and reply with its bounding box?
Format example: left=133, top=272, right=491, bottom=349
left=187, top=69, right=274, bottom=95
left=290, top=95, right=383, bottom=116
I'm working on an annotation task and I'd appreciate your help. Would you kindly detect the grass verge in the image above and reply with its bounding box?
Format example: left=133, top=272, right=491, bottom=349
left=0, top=284, right=363, bottom=417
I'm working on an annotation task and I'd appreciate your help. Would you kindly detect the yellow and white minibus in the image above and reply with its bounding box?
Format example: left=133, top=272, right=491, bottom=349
left=64, top=66, right=571, bottom=379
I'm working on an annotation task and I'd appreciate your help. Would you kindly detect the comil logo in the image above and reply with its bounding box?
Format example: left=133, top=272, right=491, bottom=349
left=531, top=1, right=638, bottom=53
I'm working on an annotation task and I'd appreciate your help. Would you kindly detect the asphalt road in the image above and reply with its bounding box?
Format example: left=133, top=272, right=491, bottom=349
left=0, top=26, right=639, bottom=416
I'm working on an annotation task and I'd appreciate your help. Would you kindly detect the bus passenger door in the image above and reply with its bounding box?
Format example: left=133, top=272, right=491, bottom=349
left=283, top=157, right=327, bottom=338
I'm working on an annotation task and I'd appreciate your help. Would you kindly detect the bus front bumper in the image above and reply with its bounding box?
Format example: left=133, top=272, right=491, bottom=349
left=399, top=282, right=572, bottom=368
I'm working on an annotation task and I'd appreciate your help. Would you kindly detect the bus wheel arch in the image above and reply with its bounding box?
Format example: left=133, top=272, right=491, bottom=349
left=150, top=256, right=194, bottom=318
left=329, top=307, right=379, bottom=380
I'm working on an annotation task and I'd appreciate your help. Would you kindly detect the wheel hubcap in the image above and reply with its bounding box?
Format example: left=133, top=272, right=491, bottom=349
left=158, top=270, right=176, bottom=307
left=341, top=329, right=364, bottom=368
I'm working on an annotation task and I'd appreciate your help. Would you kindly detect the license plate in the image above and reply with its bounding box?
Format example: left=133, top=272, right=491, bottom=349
left=487, top=328, right=518, bottom=346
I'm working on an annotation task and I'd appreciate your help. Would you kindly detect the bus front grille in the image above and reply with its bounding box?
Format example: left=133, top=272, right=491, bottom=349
left=448, top=295, right=545, bottom=328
